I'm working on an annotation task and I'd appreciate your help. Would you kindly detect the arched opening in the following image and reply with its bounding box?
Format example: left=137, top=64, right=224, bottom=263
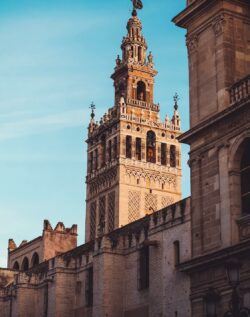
left=126, top=135, right=132, bottom=159
left=101, top=135, right=106, bottom=167
left=146, top=131, right=156, bottom=163
left=241, top=139, right=250, bottom=215
left=170, top=145, right=177, bottom=168
left=118, top=82, right=125, bottom=99
left=13, top=261, right=20, bottom=270
left=137, top=81, right=146, bottom=101
left=138, top=47, right=142, bottom=62
left=31, top=252, right=39, bottom=267
left=21, top=257, right=29, bottom=271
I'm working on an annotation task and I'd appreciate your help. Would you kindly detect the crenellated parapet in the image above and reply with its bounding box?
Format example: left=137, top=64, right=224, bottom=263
left=7, top=220, right=77, bottom=272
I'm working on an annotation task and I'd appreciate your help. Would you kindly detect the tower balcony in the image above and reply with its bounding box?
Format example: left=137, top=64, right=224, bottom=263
left=126, top=98, right=160, bottom=112
left=229, top=75, right=250, bottom=106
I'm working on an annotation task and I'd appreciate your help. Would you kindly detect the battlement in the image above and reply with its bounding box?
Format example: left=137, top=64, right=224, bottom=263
left=7, top=220, right=78, bottom=271
left=43, top=219, right=77, bottom=235
left=104, top=197, right=191, bottom=250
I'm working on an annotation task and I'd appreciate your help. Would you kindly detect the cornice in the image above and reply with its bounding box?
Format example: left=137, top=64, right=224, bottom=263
left=177, top=239, right=250, bottom=273
left=172, top=0, right=217, bottom=29
left=178, top=97, right=249, bottom=145
left=172, top=0, right=249, bottom=29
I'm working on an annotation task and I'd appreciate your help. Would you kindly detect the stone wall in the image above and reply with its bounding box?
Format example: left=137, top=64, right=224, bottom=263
left=0, top=198, right=191, bottom=317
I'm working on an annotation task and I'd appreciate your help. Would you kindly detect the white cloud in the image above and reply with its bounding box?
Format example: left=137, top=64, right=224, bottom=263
left=0, top=109, right=87, bottom=141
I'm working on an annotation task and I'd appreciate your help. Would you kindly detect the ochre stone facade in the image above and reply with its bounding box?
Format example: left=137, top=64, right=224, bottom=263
left=85, top=11, right=182, bottom=242
left=1, top=1, right=250, bottom=316
left=0, top=199, right=191, bottom=317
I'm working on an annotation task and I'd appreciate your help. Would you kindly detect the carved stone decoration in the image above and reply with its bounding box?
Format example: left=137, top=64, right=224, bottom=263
left=161, top=196, right=174, bottom=209
left=98, top=196, right=106, bottom=235
left=128, top=191, right=141, bottom=222
left=89, top=167, right=117, bottom=195
left=108, top=191, right=116, bottom=232
left=186, top=34, right=199, bottom=55
left=212, top=14, right=226, bottom=37
left=126, top=168, right=176, bottom=185
left=145, top=193, right=157, bottom=214
left=90, top=201, right=97, bottom=240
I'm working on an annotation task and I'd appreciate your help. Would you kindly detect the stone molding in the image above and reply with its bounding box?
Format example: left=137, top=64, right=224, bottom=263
left=125, top=168, right=176, bottom=185
left=212, top=14, right=226, bottom=37
left=186, top=34, right=199, bottom=55
left=89, top=167, right=118, bottom=195
left=237, top=215, right=250, bottom=241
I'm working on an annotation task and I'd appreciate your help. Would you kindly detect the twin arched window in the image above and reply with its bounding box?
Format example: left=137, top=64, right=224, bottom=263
left=147, top=131, right=156, bottom=163
left=241, top=140, right=250, bottom=215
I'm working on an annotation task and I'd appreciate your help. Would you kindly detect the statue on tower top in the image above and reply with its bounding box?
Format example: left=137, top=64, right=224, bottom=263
left=89, top=102, right=96, bottom=120
left=131, top=0, right=143, bottom=16
left=132, top=0, right=143, bottom=10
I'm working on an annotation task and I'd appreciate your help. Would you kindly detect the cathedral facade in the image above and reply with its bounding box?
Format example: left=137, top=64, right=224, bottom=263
left=0, top=0, right=249, bottom=317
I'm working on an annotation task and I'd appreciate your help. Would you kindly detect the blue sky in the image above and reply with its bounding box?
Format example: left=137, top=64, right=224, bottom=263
left=0, top=0, right=189, bottom=267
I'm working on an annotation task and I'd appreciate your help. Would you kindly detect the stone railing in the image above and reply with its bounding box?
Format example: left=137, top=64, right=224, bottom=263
left=127, top=98, right=160, bottom=112
left=119, top=113, right=180, bottom=131
left=229, top=75, right=250, bottom=105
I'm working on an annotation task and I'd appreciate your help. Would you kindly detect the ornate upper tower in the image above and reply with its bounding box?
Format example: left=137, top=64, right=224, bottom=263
left=85, top=6, right=182, bottom=242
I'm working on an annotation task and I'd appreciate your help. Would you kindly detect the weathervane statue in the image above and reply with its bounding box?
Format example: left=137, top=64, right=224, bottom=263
left=131, top=0, right=143, bottom=15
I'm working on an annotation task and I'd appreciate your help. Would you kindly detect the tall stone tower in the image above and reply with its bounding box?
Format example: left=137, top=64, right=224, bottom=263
left=85, top=8, right=182, bottom=242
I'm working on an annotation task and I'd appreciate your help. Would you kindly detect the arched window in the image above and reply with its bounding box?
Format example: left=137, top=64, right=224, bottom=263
left=170, top=145, right=177, bottom=168
left=13, top=261, right=19, bottom=270
left=137, top=81, right=146, bottom=101
left=31, top=252, right=39, bottom=267
left=147, top=131, right=156, bottom=163
left=126, top=136, right=132, bottom=159
left=161, top=143, right=167, bottom=166
left=21, top=257, right=29, bottom=271
left=138, top=47, right=142, bottom=62
left=241, top=140, right=250, bottom=215
left=101, top=135, right=106, bottom=167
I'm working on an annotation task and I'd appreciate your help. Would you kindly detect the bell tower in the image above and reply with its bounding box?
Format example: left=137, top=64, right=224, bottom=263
left=85, top=7, right=183, bottom=242
left=112, top=9, right=156, bottom=106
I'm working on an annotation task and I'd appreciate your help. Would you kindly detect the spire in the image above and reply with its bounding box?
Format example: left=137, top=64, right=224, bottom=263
left=120, top=5, right=147, bottom=66
left=111, top=2, right=157, bottom=107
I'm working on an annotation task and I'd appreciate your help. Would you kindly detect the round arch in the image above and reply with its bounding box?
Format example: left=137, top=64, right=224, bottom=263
left=227, top=132, right=250, bottom=242
left=228, top=131, right=250, bottom=172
